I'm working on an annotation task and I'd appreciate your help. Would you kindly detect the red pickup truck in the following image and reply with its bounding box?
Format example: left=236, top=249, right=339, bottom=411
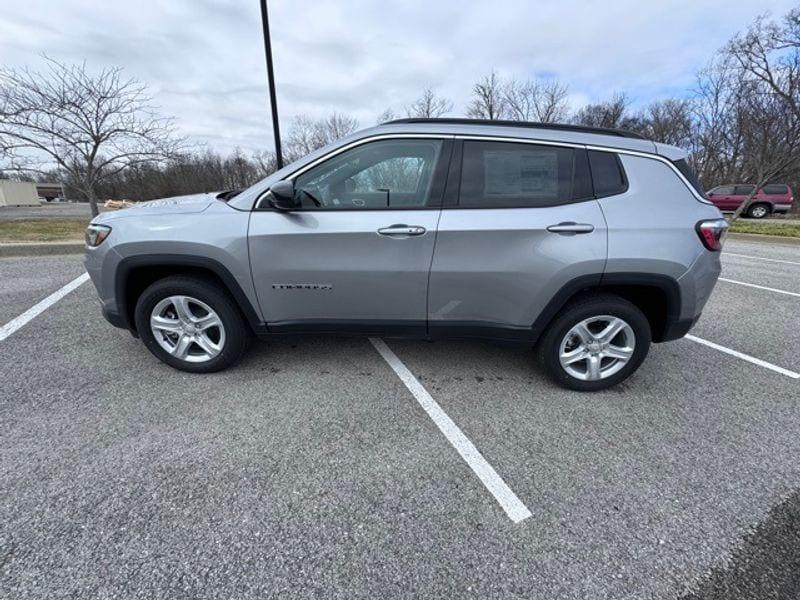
left=705, top=184, right=794, bottom=218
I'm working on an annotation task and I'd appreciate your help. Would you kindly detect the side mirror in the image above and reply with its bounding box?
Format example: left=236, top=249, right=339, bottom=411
left=268, top=180, right=297, bottom=210
left=707, top=192, right=715, bottom=197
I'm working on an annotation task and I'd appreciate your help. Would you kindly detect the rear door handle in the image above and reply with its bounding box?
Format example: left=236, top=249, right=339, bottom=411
left=546, top=222, right=595, bottom=235
left=377, top=224, right=426, bottom=236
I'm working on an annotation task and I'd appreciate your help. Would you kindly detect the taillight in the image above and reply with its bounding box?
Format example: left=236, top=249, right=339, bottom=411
left=696, top=219, right=728, bottom=251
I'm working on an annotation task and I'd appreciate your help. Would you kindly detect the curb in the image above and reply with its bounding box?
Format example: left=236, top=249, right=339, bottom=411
left=727, top=232, right=800, bottom=246
left=0, top=241, right=85, bottom=258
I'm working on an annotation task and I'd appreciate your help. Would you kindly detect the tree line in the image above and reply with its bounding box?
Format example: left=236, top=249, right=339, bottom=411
left=1, top=8, right=799, bottom=216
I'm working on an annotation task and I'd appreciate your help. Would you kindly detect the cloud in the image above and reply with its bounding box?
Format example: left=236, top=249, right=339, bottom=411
left=1, top=0, right=796, bottom=154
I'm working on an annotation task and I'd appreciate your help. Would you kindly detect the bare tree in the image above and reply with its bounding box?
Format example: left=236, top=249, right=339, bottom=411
left=723, top=9, right=800, bottom=221
left=691, top=55, right=746, bottom=187
left=405, top=88, right=453, bottom=118
left=467, top=71, right=506, bottom=120
left=640, top=98, right=695, bottom=147
left=376, top=107, right=398, bottom=124
left=503, top=78, right=570, bottom=123
left=0, top=57, right=185, bottom=216
left=318, top=112, right=359, bottom=143
left=572, top=93, right=632, bottom=129
left=285, top=112, right=359, bottom=160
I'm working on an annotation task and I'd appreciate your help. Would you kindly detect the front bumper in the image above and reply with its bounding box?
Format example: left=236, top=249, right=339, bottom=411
left=100, top=302, right=128, bottom=330
left=85, top=242, right=131, bottom=333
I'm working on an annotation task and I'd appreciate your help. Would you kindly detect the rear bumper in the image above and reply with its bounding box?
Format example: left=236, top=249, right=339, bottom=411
left=773, top=203, right=792, bottom=213
left=659, top=315, right=698, bottom=342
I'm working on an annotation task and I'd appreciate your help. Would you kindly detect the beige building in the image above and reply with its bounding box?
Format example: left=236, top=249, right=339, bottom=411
left=0, top=180, right=40, bottom=207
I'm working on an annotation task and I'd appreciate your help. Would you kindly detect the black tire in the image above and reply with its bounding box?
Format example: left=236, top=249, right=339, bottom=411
left=746, top=203, right=770, bottom=219
left=134, top=276, right=251, bottom=373
left=536, top=293, right=651, bottom=392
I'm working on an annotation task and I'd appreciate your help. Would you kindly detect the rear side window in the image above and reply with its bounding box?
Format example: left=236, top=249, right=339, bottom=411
left=671, top=158, right=705, bottom=196
left=734, top=185, right=755, bottom=196
left=711, top=185, right=735, bottom=195
left=588, top=150, right=627, bottom=197
left=459, top=141, right=589, bottom=208
left=762, top=184, right=789, bottom=195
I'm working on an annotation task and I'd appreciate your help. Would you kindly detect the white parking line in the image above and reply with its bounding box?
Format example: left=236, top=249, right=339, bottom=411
left=686, top=334, right=800, bottom=379
left=369, top=337, right=532, bottom=524
left=724, top=252, right=800, bottom=267
left=0, top=273, right=90, bottom=342
left=718, top=277, right=800, bottom=298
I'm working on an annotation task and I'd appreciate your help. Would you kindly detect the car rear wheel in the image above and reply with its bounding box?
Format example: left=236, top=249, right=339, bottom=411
left=134, top=276, right=250, bottom=373
left=536, top=294, right=651, bottom=391
left=747, top=203, right=770, bottom=219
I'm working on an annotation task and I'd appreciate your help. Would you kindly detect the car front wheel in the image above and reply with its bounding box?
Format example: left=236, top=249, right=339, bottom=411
left=537, top=294, right=651, bottom=391
left=134, top=276, right=250, bottom=373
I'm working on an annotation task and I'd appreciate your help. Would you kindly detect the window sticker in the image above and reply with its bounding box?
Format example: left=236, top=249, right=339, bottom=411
left=483, top=150, right=557, bottom=197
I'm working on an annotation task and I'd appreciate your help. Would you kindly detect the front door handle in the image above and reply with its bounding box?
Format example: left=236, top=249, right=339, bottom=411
left=377, top=224, right=426, bottom=236
left=546, top=222, right=595, bottom=235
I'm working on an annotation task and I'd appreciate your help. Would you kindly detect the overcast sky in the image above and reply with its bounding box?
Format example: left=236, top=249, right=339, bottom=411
left=2, top=0, right=796, bottom=155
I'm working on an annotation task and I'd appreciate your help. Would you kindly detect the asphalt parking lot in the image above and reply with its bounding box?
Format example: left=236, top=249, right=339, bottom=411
left=1, top=238, right=799, bottom=599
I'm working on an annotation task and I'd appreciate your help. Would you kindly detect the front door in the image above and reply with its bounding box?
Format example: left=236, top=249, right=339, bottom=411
left=711, top=185, right=740, bottom=211
left=248, top=137, right=451, bottom=335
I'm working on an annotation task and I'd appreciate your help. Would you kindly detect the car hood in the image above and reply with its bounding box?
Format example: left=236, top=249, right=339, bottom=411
left=93, top=192, right=218, bottom=223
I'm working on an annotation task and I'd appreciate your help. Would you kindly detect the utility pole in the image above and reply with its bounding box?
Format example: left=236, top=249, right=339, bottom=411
left=259, top=0, right=283, bottom=169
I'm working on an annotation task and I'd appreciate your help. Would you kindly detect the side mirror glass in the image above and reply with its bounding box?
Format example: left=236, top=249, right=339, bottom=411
left=268, top=180, right=297, bottom=210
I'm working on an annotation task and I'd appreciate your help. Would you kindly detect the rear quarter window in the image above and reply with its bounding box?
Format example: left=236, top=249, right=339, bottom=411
left=588, top=150, right=627, bottom=197
left=762, top=184, right=789, bottom=195
left=670, top=158, right=705, bottom=197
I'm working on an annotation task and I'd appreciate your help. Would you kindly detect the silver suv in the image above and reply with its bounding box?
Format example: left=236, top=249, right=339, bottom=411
left=84, top=118, right=727, bottom=391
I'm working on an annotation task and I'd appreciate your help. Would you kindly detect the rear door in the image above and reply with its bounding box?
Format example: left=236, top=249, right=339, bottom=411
left=732, top=185, right=756, bottom=211
left=428, top=139, right=607, bottom=340
left=248, top=137, right=451, bottom=335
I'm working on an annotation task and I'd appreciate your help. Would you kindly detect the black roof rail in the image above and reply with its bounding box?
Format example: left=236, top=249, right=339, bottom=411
left=382, top=117, right=646, bottom=140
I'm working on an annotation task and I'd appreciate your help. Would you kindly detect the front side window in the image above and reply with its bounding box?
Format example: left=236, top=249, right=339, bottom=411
left=734, top=185, right=756, bottom=196
left=459, top=141, right=582, bottom=208
left=293, top=139, right=443, bottom=209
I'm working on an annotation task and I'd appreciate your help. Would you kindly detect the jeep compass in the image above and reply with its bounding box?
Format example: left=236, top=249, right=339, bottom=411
left=84, top=118, right=726, bottom=391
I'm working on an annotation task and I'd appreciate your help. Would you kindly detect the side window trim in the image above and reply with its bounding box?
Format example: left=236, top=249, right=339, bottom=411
left=442, top=139, right=464, bottom=208
left=254, top=134, right=453, bottom=211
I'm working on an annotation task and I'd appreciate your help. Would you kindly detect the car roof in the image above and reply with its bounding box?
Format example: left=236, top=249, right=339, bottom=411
left=385, top=118, right=646, bottom=139
left=369, top=118, right=660, bottom=155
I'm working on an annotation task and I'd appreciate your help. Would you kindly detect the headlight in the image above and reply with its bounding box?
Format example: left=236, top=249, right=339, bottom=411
left=85, top=224, right=112, bottom=247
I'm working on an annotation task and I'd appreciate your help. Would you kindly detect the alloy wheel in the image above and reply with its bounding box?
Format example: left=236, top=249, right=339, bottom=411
left=149, top=295, right=226, bottom=363
left=558, top=315, right=636, bottom=381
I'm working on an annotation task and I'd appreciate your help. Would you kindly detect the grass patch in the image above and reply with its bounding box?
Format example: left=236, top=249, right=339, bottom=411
left=0, top=219, right=88, bottom=242
left=729, top=220, right=800, bottom=238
